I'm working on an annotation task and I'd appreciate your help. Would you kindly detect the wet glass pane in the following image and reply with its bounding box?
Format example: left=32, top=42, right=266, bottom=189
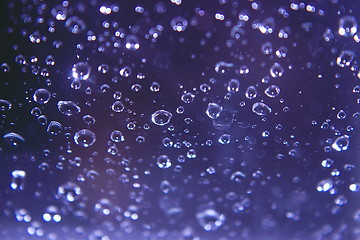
left=0, top=0, right=359, bottom=239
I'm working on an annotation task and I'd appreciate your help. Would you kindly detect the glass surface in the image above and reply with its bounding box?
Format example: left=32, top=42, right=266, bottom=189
left=0, top=0, right=359, bottom=239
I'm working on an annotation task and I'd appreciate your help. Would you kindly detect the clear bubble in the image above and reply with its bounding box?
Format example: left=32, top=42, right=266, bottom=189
left=74, top=129, right=96, bottom=147
left=336, top=50, right=354, bottom=67
left=316, top=178, right=334, bottom=192
left=227, top=79, right=240, bottom=92
left=65, top=16, right=86, bottom=34
left=332, top=135, right=349, bottom=151
left=196, top=209, right=225, bottom=231
left=72, top=62, right=91, bottom=80
left=47, top=121, right=62, bottom=135
left=245, top=86, right=257, bottom=99
left=151, top=110, right=172, bottom=126
left=3, top=132, right=25, bottom=147
left=157, top=155, right=172, bottom=169
left=338, top=16, right=357, bottom=37
left=110, top=130, right=124, bottom=142
left=206, top=103, right=223, bottom=119
left=171, top=16, right=188, bottom=32
left=181, top=92, right=195, bottom=103
left=252, top=102, right=272, bottom=116
left=264, top=85, right=280, bottom=98
left=111, top=101, right=125, bottom=112
left=0, top=99, right=11, bottom=111
left=33, top=88, right=51, bottom=104
left=270, top=63, right=284, bottom=78
left=58, top=182, right=82, bottom=202
left=57, top=101, right=81, bottom=116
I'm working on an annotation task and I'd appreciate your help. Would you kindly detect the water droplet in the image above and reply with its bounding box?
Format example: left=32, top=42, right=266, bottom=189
left=11, top=170, right=26, bottom=190
left=157, top=155, right=171, bottom=169
left=65, top=16, right=86, bottom=34
left=270, top=63, right=284, bottom=78
left=119, top=66, right=132, bottom=77
left=111, top=101, right=125, bottom=112
left=125, top=35, right=140, bottom=50
left=83, top=114, right=95, bottom=125
left=51, top=5, right=68, bottom=20
left=227, top=79, right=240, bottom=92
left=245, top=86, right=257, bottom=99
left=337, top=110, right=346, bottom=120
left=332, top=135, right=349, bottom=151
left=215, top=61, right=233, bottom=74
left=0, top=99, right=12, bottom=111
left=261, top=42, right=273, bottom=54
left=196, top=209, right=225, bottom=231
left=57, top=101, right=81, bottom=116
left=206, top=103, right=223, bottom=119
left=230, top=171, right=246, bottom=183
left=151, top=110, right=172, bottom=126
left=336, top=50, right=354, bottom=67
left=321, top=158, right=334, bottom=168
left=47, top=121, right=62, bottom=135
left=316, top=178, right=334, bottom=192
left=338, top=16, right=357, bottom=37
left=43, top=206, right=62, bottom=222
left=181, top=92, right=195, bottom=103
left=264, top=85, right=280, bottom=98
left=252, top=102, right=272, bottom=116
left=74, top=129, right=96, bottom=147
left=170, top=16, right=188, bottom=32
left=33, top=88, right=51, bottom=104
left=110, top=130, right=124, bottom=142
left=259, top=17, right=275, bottom=34
left=218, top=134, right=231, bottom=144
left=3, top=132, right=25, bottom=146
left=58, top=182, right=82, bottom=202
left=72, top=62, right=91, bottom=80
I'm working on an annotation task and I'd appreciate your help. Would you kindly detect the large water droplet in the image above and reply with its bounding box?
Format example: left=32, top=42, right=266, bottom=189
left=206, top=103, right=223, bottom=119
left=151, top=110, right=172, bottom=126
left=74, top=129, right=96, bottom=147
left=252, top=102, right=272, bottom=116
left=33, top=89, right=51, bottom=104
left=332, top=135, right=349, bottom=151
left=57, top=101, right=81, bottom=116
